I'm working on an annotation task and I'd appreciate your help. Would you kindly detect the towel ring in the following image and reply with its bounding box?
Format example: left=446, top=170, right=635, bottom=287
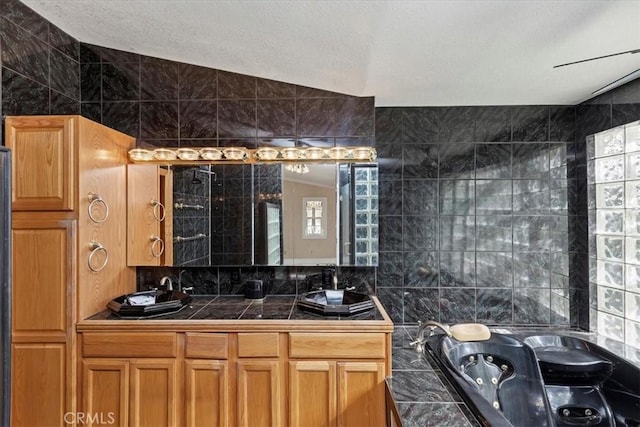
left=88, top=241, right=108, bottom=272
left=151, top=199, right=166, bottom=222
left=150, top=235, right=165, bottom=258
left=87, top=193, right=109, bottom=223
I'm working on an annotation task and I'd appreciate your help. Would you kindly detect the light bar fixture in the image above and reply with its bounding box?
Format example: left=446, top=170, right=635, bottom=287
left=128, top=146, right=377, bottom=163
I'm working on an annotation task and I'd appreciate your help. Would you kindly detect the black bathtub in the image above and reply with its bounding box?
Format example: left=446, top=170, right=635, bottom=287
left=425, top=332, right=640, bottom=427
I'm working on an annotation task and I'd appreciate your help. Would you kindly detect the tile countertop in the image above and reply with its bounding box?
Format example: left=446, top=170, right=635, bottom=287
left=388, top=325, right=640, bottom=427
left=86, top=295, right=386, bottom=322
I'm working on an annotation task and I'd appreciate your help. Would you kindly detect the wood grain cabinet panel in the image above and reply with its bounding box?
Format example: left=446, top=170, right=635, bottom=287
left=5, top=116, right=75, bottom=211
left=12, top=343, right=66, bottom=427
left=82, top=332, right=177, bottom=358
left=185, top=360, right=228, bottom=427
left=289, top=361, right=337, bottom=427
left=289, top=332, right=385, bottom=359
left=237, top=332, right=280, bottom=357
left=127, top=165, right=173, bottom=266
left=236, top=360, right=283, bottom=427
left=185, top=332, right=228, bottom=359
left=129, top=360, right=177, bottom=427
left=82, top=360, right=129, bottom=427
left=337, top=362, right=386, bottom=427
left=11, top=219, right=74, bottom=337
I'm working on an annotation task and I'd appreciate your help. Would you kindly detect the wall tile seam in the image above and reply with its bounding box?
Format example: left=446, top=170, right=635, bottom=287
left=48, top=49, right=80, bottom=103
left=49, top=43, right=79, bottom=64
left=1, top=64, right=51, bottom=90
left=0, top=14, right=49, bottom=47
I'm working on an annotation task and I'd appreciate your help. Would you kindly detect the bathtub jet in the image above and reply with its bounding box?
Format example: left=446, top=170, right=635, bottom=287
left=417, top=325, right=640, bottom=427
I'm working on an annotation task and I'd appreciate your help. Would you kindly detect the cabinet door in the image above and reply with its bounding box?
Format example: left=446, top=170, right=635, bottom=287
left=236, top=360, right=283, bottom=427
left=12, top=219, right=74, bottom=338
left=129, top=360, right=177, bottom=427
left=82, top=360, right=129, bottom=427
left=185, top=360, right=228, bottom=427
left=12, top=343, right=66, bottom=427
left=337, top=362, right=385, bottom=427
left=127, top=165, right=165, bottom=266
left=5, top=116, right=75, bottom=211
left=289, top=361, right=337, bottom=427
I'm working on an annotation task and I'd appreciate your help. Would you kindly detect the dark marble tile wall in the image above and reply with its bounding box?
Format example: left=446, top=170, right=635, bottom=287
left=79, top=43, right=377, bottom=294
left=0, top=0, right=80, bottom=117
left=375, top=105, right=577, bottom=327
left=577, top=78, right=640, bottom=330
left=78, top=42, right=374, bottom=147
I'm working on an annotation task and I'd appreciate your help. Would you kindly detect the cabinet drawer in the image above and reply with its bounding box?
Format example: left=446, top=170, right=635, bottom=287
left=185, top=333, right=228, bottom=359
left=82, top=332, right=177, bottom=358
left=289, top=333, right=385, bottom=359
left=237, top=333, right=280, bottom=357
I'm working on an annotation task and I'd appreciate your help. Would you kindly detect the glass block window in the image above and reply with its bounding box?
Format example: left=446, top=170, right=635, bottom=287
left=303, top=197, right=327, bottom=239
left=353, top=166, right=378, bottom=266
left=589, top=120, right=640, bottom=349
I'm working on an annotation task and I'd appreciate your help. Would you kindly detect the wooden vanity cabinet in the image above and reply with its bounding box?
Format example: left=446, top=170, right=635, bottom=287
left=77, top=327, right=391, bottom=427
left=288, top=333, right=387, bottom=427
left=82, top=359, right=177, bottom=427
left=80, top=332, right=178, bottom=427
left=6, top=115, right=136, bottom=426
left=127, top=165, right=173, bottom=266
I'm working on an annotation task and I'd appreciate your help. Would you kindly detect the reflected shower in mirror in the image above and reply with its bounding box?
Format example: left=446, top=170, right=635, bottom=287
left=172, top=165, right=212, bottom=266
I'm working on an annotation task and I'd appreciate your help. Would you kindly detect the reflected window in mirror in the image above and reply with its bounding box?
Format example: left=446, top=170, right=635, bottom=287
left=303, top=197, right=327, bottom=239
left=282, top=164, right=337, bottom=265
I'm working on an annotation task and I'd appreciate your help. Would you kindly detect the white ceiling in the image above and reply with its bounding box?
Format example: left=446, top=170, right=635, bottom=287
left=22, top=0, right=640, bottom=106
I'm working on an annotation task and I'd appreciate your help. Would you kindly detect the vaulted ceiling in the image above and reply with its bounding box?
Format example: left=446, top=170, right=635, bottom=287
left=22, top=0, right=640, bottom=106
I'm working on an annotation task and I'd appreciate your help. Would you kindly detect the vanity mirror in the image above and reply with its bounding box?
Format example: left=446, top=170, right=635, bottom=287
left=133, top=160, right=378, bottom=267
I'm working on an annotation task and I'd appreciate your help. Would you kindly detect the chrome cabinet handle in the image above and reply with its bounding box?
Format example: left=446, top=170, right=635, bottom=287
left=150, top=235, right=165, bottom=258
left=88, top=241, right=109, bottom=272
left=151, top=199, right=165, bottom=222
left=87, top=193, right=109, bottom=223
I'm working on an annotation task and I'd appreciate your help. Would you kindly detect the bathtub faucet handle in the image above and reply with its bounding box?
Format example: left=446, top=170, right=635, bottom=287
left=412, top=320, right=452, bottom=353
left=410, top=337, right=426, bottom=353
